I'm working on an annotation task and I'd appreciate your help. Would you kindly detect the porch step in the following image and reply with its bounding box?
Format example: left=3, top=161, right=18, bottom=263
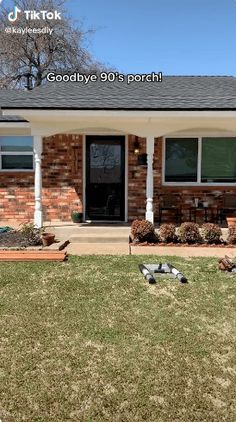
left=69, top=233, right=129, bottom=243
left=68, top=226, right=130, bottom=243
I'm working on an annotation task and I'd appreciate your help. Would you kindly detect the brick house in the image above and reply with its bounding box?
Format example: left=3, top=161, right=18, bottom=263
left=1, top=76, right=236, bottom=227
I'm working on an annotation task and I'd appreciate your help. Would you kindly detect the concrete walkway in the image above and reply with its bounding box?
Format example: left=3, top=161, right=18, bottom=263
left=67, top=243, right=130, bottom=255
left=65, top=243, right=236, bottom=258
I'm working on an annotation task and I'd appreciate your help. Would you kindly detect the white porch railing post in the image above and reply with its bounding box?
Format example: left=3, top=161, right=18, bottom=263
left=145, top=136, right=155, bottom=223
left=33, top=135, right=43, bottom=228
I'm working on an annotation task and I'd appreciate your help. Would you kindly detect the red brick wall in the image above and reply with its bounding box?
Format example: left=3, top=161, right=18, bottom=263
left=128, top=135, right=146, bottom=221
left=0, top=134, right=83, bottom=223
left=42, top=134, right=83, bottom=222
left=0, top=175, right=34, bottom=222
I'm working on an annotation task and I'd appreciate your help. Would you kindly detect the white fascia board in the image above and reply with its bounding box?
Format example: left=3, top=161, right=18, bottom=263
left=3, top=109, right=236, bottom=119
left=0, top=122, right=30, bottom=128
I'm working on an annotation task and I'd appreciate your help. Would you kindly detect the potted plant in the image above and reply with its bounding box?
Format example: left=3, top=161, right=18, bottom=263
left=71, top=210, right=83, bottom=223
left=41, top=232, right=55, bottom=246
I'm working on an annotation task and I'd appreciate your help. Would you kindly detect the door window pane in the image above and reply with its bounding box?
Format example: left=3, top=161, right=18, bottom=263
left=201, top=138, right=236, bottom=183
left=165, top=138, right=198, bottom=182
left=0, top=136, right=33, bottom=152
left=90, top=143, right=121, bottom=183
left=2, top=155, right=33, bottom=170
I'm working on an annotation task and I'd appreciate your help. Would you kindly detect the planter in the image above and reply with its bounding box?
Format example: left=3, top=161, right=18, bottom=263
left=71, top=211, right=83, bottom=224
left=226, top=216, right=236, bottom=227
left=41, top=232, right=55, bottom=247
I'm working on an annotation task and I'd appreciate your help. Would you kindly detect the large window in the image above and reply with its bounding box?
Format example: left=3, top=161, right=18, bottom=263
left=0, top=136, right=33, bottom=170
left=164, top=137, right=236, bottom=184
left=165, top=138, right=198, bottom=182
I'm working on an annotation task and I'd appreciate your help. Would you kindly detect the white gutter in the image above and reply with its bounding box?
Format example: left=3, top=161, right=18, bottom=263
left=3, top=109, right=236, bottom=119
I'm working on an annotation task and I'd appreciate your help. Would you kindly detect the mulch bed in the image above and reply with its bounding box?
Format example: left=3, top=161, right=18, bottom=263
left=0, top=231, right=42, bottom=248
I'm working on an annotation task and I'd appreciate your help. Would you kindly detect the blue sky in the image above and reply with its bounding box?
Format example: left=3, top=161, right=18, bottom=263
left=3, top=0, right=236, bottom=75
left=66, top=0, right=236, bottom=75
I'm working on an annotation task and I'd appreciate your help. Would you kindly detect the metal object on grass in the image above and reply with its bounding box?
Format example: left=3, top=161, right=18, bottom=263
left=139, top=262, right=188, bottom=284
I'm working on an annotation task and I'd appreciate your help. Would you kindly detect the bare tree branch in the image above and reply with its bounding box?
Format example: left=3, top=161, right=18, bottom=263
left=0, top=0, right=110, bottom=89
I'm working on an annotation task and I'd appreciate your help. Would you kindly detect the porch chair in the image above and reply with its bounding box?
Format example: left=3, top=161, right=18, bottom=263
left=158, top=194, right=182, bottom=225
left=218, top=193, right=236, bottom=223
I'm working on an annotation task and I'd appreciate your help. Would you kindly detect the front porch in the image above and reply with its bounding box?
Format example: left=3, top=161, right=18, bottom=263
left=2, top=108, right=236, bottom=227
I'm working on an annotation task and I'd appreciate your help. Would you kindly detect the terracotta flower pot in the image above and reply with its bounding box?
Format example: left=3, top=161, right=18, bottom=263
left=226, top=216, right=236, bottom=227
left=41, top=232, right=55, bottom=246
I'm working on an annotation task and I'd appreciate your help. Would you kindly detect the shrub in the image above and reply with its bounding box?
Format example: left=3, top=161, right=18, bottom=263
left=131, top=219, right=158, bottom=243
left=159, top=223, right=177, bottom=243
left=227, top=225, right=236, bottom=244
left=201, top=223, right=222, bottom=244
left=178, top=222, right=202, bottom=244
left=19, top=222, right=43, bottom=246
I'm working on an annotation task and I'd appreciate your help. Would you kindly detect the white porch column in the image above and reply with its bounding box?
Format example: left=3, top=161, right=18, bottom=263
left=33, top=135, right=43, bottom=228
left=145, top=135, right=155, bottom=223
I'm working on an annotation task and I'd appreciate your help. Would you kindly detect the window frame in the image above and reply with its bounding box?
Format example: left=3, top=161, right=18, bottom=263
left=0, top=136, right=34, bottom=172
left=163, top=136, right=236, bottom=186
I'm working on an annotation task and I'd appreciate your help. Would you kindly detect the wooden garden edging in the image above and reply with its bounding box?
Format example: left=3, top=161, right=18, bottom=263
left=0, top=250, right=68, bottom=262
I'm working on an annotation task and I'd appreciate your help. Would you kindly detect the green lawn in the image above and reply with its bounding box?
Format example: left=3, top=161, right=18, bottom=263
left=0, top=255, right=236, bottom=422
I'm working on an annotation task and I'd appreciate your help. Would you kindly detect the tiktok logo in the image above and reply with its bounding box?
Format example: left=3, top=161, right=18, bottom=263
left=8, top=6, right=21, bottom=22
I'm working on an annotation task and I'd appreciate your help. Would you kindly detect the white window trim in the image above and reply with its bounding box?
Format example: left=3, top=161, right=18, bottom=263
left=0, top=137, right=34, bottom=172
left=162, top=136, right=236, bottom=186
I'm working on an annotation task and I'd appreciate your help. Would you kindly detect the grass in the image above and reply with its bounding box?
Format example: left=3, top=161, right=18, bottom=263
left=0, top=255, right=236, bottom=422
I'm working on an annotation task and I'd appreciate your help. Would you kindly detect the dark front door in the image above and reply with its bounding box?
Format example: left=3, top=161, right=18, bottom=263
left=86, top=136, right=125, bottom=221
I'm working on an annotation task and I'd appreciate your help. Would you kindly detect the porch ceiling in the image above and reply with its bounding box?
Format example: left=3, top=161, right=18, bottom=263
left=3, top=109, right=236, bottom=137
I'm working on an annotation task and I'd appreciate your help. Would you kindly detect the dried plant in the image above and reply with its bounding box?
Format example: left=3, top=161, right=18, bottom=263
left=131, top=219, right=158, bottom=243
left=201, top=223, right=222, bottom=244
left=178, top=222, right=202, bottom=244
left=159, top=223, right=177, bottom=243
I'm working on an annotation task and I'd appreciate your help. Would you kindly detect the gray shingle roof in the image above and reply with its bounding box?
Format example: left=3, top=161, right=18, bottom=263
left=1, top=76, right=236, bottom=111
left=0, top=89, right=28, bottom=121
